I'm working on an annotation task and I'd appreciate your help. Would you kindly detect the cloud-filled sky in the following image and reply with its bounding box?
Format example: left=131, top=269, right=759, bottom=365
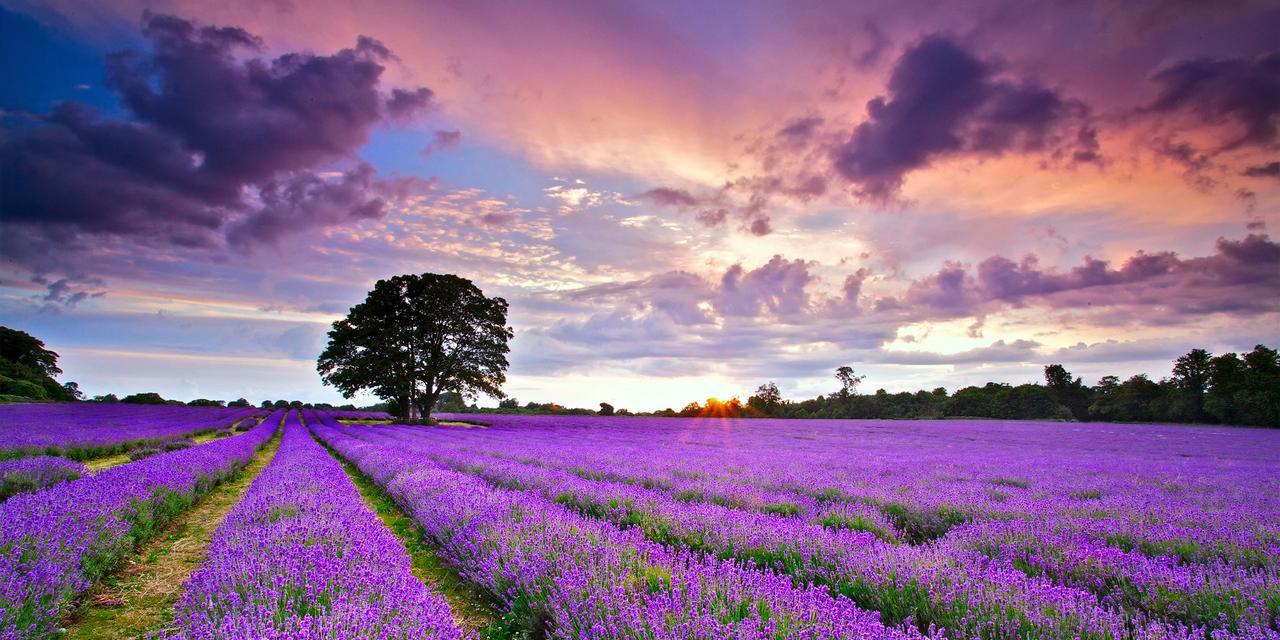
left=2, top=0, right=1278, bottom=409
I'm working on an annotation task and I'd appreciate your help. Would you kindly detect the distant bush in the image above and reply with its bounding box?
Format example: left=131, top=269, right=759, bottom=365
left=121, top=392, right=167, bottom=405
left=128, top=446, right=162, bottom=461
left=162, top=438, right=196, bottom=451
left=0, top=377, right=47, bottom=400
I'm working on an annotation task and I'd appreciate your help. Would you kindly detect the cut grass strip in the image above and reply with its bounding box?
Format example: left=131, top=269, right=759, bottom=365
left=319, top=436, right=502, bottom=637
left=61, top=432, right=283, bottom=640
left=82, top=430, right=247, bottom=474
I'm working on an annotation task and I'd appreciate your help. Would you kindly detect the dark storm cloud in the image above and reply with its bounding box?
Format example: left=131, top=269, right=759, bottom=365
left=226, top=163, right=390, bottom=249
left=833, top=35, right=1095, bottom=200
left=1144, top=51, right=1280, bottom=151
left=900, top=233, right=1280, bottom=317
left=1242, top=161, right=1280, bottom=178
left=0, top=12, right=434, bottom=259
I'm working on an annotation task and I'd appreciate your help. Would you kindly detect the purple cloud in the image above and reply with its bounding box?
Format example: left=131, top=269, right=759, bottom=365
left=422, top=129, right=462, bottom=156
left=635, top=187, right=702, bottom=208
left=1144, top=51, right=1280, bottom=151
left=567, top=256, right=818, bottom=323
left=718, top=255, right=813, bottom=317
left=900, top=233, right=1280, bottom=317
left=833, top=35, right=1095, bottom=200
left=1242, top=161, right=1280, bottom=178
left=0, top=13, right=433, bottom=260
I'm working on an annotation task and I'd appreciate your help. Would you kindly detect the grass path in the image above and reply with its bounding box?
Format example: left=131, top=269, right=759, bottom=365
left=62, top=432, right=283, bottom=640
left=323, top=438, right=504, bottom=636
left=83, top=430, right=244, bottom=473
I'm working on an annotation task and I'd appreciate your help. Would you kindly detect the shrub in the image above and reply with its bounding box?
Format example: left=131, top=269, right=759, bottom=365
left=128, top=446, right=162, bottom=461
left=162, top=438, right=196, bottom=451
left=0, top=378, right=47, bottom=400
left=121, top=392, right=167, bottom=405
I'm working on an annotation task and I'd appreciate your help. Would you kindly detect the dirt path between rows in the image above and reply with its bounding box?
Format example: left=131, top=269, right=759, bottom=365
left=322, top=437, right=502, bottom=636
left=62, top=432, right=282, bottom=640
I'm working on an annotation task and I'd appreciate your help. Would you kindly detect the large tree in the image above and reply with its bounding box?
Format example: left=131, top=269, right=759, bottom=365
left=0, top=326, right=77, bottom=401
left=1043, top=363, right=1092, bottom=420
left=317, top=273, right=513, bottom=421
left=834, top=366, right=865, bottom=398
left=0, top=326, right=62, bottom=377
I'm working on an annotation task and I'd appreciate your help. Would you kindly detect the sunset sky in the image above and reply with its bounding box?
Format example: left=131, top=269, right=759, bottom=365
left=2, top=0, right=1278, bottom=409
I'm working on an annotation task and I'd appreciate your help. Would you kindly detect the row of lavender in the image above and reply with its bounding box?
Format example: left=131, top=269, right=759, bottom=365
left=0, top=410, right=281, bottom=640
left=163, top=411, right=464, bottom=639
left=0, top=403, right=260, bottom=459
left=309, top=411, right=926, bottom=640
left=0, top=457, right=85, bottom=500
left=407, top=413, right=1280, bottom=639
left=349, top=422, right=1190, bottom=638
left=425, top=414, right=1280, bottom=568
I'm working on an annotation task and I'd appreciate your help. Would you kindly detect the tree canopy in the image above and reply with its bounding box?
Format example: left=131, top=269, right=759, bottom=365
left=317, top=273, right=513, bottom=421
left=0, top=326, right=62, bottom=378
left=0, top=326, right=77, bottom=402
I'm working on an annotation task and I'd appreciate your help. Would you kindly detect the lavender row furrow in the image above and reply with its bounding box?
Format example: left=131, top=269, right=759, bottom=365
left=309, top=414, right=921, bottom=640
left=164, top=411, right=464, bottom=639
left=0, top=410, right=280, bottom=640
left=414, top=414, right=1280, bottom=639
left=0, top=404, right=261, bottom=459
left=435, top=436, right=1280, bottom=636
left=409, top=436, right=1220, bottom=639
left=0, top=457, right=86, bottom=501
left=431, top=416, right=1279, bottom=566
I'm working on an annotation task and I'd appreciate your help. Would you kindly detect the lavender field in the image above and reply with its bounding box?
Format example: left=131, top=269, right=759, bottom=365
left=0, top=404, right=259, bottom=459
left=1, top=405, right=1278, bottom=639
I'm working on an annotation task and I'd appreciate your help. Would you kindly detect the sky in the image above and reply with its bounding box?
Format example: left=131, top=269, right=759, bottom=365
left=1, top=0, right=1278, bottom=410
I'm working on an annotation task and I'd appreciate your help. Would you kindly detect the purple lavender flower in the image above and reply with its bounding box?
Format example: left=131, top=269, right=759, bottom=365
left=0, top=404, right=260, bottom=459
left=163, top=410, right=464, bottom=639
left=0, top=410, right=279, bottom=639
left=0, top=456, right=86, bottom=500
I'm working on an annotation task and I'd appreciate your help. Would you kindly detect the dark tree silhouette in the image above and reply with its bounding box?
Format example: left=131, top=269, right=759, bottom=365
left=835, top=366, right=865, bottom=398
left=317, top=273, right=513, bottom=421
left=1043, top=364, right=1092, bottom=420
left=0, top=326, right=62, bottom=378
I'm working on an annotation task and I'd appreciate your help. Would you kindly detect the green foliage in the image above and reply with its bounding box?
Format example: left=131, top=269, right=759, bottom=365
left=0, top=377, right=46, bottom=400
left=641, top=343, right=1279, bottom=426
left=0, top=326, right=62, bottom=378
left=121, top=392, right=167, bottom=405
left=1044, top=364, right=1092, bottom=419
left=747, top=381, right=782, bottom=415
left=318, top=273, right=513, bottom=421
left=0, top=327, right=78, bottom=402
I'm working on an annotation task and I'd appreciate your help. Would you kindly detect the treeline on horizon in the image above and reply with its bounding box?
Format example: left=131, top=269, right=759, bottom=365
left=4, top=324, right=1277, bottom=428
left=458, top=344, right=1280, bottom=428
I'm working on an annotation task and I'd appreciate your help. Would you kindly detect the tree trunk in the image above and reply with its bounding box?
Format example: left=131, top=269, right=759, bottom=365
left=418, top=389, right=439, bottom=424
